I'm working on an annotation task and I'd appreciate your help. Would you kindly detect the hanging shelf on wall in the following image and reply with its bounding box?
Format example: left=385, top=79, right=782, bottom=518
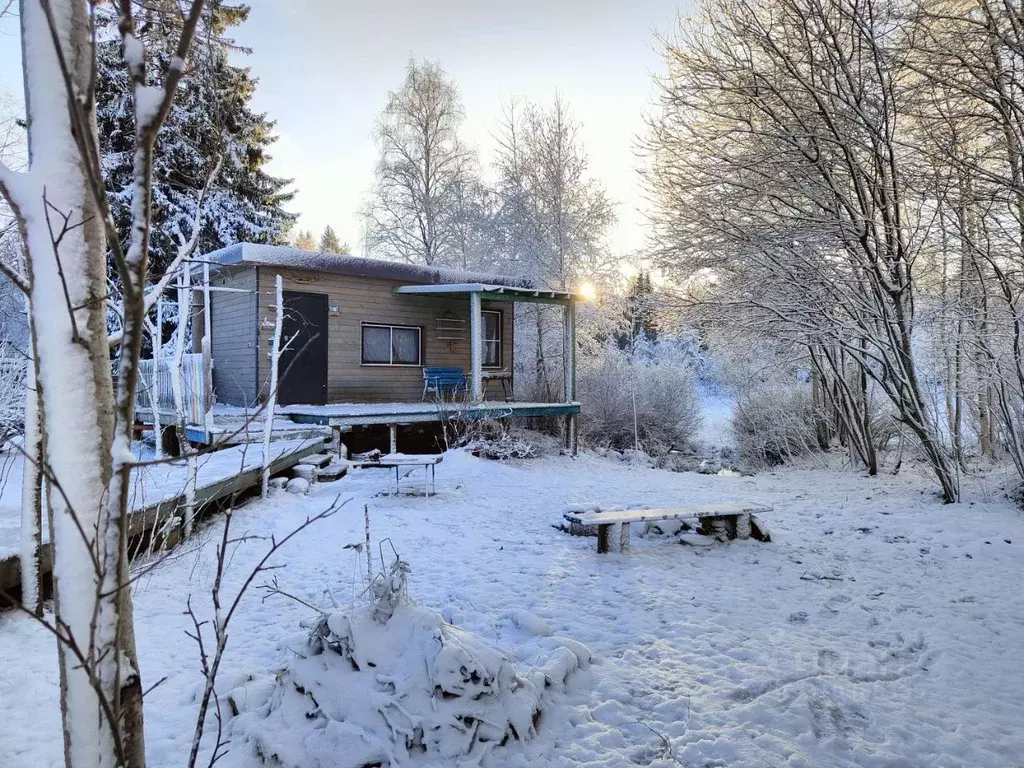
left=435, top=316, right=466, bottom=341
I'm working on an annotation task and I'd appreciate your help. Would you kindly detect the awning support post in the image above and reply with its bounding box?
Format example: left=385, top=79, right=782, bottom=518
left=470, top=291, right=483, bottom=402
left=563, top=298, right=578, bottom=456
left=563, top=298, right=576, bottom=403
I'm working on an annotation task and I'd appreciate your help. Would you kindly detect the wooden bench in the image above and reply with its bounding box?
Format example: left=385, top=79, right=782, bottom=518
left=352, top=453, right=443, bottom=496
left=422, top=367, right=467, bottom=400
left=566, top=502, right=772, bottom=553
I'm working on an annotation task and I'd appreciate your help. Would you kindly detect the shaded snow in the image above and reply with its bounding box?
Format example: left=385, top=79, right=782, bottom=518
left=697, top=390, right=735, bottom=448
left=1, top=451, right=1022, bottom=767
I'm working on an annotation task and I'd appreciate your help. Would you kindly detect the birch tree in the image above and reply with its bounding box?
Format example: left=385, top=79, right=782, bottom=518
left=364, top=58, right=479, bottom=266
left=0, top=2, right=207, bottom=765
left=646, top=0, right=961, bottom=500
left=493, top=97, right=615, bottom=401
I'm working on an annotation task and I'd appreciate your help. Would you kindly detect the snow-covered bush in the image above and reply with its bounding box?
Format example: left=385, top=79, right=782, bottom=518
left=732, top=384, right=820, bottom=467
left=459, top=420, right=540, bottom=461
left=229, top=568, right=590, bottom=767
left=578, top=337, right=702, bottom=455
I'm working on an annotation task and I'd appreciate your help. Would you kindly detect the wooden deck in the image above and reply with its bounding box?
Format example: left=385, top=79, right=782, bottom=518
left=279, top=400, right=581, bottom=428
left=0, top=437, right=328, bottom=606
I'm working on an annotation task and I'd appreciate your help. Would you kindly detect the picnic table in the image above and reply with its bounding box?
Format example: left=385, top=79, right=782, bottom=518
left=566, top=502, right=772, bottom=553
left=352, top=453, right=443, bottom=497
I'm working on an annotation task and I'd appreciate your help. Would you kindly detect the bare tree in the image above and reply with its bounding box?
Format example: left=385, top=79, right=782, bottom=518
left=909, top=0, right=1024, bottom=481
left=364, top=58, right=478, bottom=266
left=645, top=0, right=961, bottom=501
left=493, top=96, right=616, bottom=402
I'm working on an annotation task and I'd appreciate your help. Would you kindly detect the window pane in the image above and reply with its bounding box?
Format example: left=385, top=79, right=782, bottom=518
left=392, top=327, right=420, bottom=364
left=484, top=340, right=500, bottom=367
left=483, top=312, right=500, bottom=341
left=362, top=326, right=391, bottom=363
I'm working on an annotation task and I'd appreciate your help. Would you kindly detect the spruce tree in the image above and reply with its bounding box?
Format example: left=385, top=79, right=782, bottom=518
left=97, top=2, right=295, bottom=281
left=616, top=271, right=659, bottom=350
left=318, top=225, right=342, bottom=253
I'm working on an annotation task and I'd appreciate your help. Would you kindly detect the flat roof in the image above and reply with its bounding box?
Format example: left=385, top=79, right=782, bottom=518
left=201, top=243, right=534, bottom=289
left=393, top=283, right=580, bottom=304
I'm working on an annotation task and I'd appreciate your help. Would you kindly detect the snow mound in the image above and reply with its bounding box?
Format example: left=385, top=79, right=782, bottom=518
left=229, top=602, right=590, bottom=767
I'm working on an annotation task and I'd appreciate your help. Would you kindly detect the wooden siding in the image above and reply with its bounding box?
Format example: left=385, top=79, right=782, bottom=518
left=208, top=267, right=258, bottom=406
left=254, top=267, right=515, bottom=403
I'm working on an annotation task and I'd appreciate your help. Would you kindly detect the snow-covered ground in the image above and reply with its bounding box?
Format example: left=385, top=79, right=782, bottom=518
left=1, top=449, right=1022, bottom=767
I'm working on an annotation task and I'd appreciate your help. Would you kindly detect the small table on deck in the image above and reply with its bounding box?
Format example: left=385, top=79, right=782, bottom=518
left=481, top=370, right=513, bottom=401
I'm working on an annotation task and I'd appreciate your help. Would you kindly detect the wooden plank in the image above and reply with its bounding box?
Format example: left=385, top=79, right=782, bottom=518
left=285, top=401, right=581, bottom=427
left=571, top=502, right=772, bottom=528
left=0, top=437, right=328, bottom=605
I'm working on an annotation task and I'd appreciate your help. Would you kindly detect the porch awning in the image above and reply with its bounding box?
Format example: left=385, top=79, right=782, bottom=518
left=392, top=283, right=579, bottom=304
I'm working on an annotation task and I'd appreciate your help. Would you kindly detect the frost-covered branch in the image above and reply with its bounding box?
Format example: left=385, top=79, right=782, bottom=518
left=108, top=152, right=223, bottom=349
left=185, top=497, right=347, bottom=768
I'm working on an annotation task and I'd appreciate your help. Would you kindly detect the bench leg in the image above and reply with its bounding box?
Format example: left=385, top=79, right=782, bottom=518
left=700, top=516, right=731, bottom=541
left=597, top=523, right=612, bottom=554
left=735, top=513, right=751, bottom=540
left=619, top=522, right=631, bottom=552
left=389, top=424, right=397, bottom=455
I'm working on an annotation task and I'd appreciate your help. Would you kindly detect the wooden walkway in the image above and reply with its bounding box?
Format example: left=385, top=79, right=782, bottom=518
left=280, top=400, right=581, bottom=428
left=0, top=437, right=328, bottom=606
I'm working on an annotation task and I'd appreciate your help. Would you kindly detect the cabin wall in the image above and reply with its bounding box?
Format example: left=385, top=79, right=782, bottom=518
left=207, top=266, right=259, bottom=406
left=254, top=267, right=515, bottom=403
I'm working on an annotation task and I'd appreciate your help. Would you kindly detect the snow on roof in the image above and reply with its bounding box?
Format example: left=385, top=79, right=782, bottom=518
left=201, top=243, right=534, bottom=289
left=393, top=283, right=578, bottom=302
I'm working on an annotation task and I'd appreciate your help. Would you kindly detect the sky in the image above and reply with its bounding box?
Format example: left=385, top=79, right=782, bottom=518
left=0, top=0, right=688, bottom=258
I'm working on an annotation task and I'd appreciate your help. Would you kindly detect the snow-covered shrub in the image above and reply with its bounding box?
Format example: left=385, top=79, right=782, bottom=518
left=578, top=337, right=702, bottom=455
left=459, top=420, right=540, bottom=461
left=229, top=582, right=590, bottom=767
left=732, top=384, right=820, bottom=467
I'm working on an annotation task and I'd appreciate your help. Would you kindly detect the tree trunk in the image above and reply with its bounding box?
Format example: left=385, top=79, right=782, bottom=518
left=18, top=1, right=144, bottom=765
left=20, top=309, right=44, bottom=616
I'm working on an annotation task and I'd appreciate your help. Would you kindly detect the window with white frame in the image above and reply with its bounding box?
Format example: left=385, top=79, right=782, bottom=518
left=482, top=310, right=502, bottom=367
left=361, top=323, right=422, bottom=366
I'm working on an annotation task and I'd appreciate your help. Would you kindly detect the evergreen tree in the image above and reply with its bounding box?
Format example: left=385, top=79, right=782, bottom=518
left=616, top=271, right=659, bottom=350
left=97, top=2, right=295, bottom=281
left=318, top=225, right=342, bottom=253
left=294, top=229, right=316, bottom=250
left=610, top=272, right=659, bottom=354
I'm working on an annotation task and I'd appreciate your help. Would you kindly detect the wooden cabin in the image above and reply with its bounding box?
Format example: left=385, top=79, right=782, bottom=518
left=194, top=244, right=581, bottom=449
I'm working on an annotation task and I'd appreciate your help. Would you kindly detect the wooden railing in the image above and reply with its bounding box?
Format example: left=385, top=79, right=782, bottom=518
left=135, top=351, right=212, bottom=426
